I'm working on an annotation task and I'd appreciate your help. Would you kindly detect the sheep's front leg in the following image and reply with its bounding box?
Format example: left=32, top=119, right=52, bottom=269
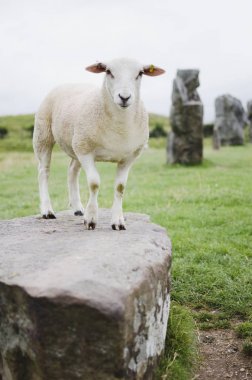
left=78, top=154, right=100, bottom=230
left=111, top=160, right=133, bottom=230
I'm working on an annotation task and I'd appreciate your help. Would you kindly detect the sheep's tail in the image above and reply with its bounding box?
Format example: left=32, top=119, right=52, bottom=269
left=33, top=102, right=55, bottom=157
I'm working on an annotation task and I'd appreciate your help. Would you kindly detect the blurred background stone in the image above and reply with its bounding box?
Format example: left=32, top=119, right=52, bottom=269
left=247, top=100, right=252, bottom=143
left=214, top=94, right=247, bottom=148
left=167, top=69, right=204, bottom=165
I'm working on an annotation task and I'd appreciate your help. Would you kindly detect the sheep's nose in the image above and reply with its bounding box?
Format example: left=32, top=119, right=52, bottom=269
left=119, top=94, right=131, bottom=104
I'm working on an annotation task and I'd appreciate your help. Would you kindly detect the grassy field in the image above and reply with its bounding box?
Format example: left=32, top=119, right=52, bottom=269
left=0, top=114, right=252, bottom=379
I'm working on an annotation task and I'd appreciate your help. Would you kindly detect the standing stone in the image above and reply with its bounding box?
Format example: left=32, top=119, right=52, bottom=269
left=167, top=69, right=204, bottom=164
left=247, top=100, right=252, bottom=143
left=0, top=210, right=172, bottom=380
left=214, top=94, right=247, bottom=147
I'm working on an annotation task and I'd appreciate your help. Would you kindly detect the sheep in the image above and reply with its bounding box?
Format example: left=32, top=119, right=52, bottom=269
left=33, top=58, right=165, bottom=230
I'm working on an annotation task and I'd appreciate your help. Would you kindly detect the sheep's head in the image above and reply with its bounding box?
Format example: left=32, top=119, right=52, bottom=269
left=86, top=58, right=165, bottom=109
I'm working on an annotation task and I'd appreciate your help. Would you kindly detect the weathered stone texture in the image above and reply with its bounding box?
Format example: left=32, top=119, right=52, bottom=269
left=214, top=94, right=247, bottom=147
left=167, top=69, right=204, bottom=164
left=0, top=210, right=172, bottom=380
left=247, top=100, right=252, bottom=143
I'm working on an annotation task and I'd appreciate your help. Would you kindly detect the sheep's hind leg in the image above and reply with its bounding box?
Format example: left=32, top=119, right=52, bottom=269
left=68, top=158, right=84, bottom=216
left=111, top=160, right=133, bottom=230
left=35, top=145, right=56, bottom=219
left=78, top=153, right=100, bottom=229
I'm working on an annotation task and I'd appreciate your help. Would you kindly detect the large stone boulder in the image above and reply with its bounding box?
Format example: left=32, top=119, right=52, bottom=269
left=214, top=94, right=247, bottom=147
left=167, top=69, right=204, bottom=164
left=247, top=100, right=252, bottom=143
left=0, top=210, right=171, bottom=380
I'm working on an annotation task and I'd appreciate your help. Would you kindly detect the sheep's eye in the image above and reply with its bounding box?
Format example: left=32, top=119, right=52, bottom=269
left=106, top=70, right=114, bottom=78
left=136, top=71, right=143, bottom=80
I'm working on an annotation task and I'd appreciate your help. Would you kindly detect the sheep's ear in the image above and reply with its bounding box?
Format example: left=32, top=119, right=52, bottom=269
left=85, top=62, right=107, bottom=73
left=143, top=65, right=165, bottom=76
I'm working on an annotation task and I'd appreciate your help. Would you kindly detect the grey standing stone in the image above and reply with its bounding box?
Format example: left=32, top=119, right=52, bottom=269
left=0, top=210, right=172, bottom=380
left=247, top=100, right=252, bottom=143
left=214, top=94, right=247, bottom=147
left=167, top=69, right=204, bottom=164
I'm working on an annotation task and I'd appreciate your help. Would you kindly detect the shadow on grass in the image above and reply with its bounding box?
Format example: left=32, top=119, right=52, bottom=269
left=165, top=158, right=216, bottom=170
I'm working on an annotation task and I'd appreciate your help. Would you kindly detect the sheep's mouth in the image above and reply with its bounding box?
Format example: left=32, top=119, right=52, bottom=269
left=119, top=104, right=130, bottom=109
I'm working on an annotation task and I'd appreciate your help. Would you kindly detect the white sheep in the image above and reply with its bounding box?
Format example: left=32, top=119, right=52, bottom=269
left=33, top=58, right=165, bottom=230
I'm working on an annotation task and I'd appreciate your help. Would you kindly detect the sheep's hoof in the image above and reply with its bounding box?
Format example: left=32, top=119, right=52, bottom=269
left=112, top=224, right=126, bottom=231
left=74, top=210, right=84, bottom=216
left=84, top=220, right=96, bottom=230
left=42, top=212, right=56, bottom=219
left=88, top=222, right=96, bottom=230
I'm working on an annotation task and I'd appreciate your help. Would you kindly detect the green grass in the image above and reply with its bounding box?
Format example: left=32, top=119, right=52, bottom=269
left=0, top=114, right=34, bottom=151
left=0, top=114, right=252, bottom=378
left=235, top=322, right=252, bottom=339
left=149, top=113, right=170, bottom=132
left=156, top=304, right=198, bottom=380
left=193, top=311, right=231, bottom=330
left=242, top=340, right=252, bottom=356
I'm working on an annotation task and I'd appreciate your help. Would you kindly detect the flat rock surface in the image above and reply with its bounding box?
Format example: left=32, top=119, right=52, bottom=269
left=0, top=210, right=171, bottom=380
left=0, top=210, right=170, bottom=314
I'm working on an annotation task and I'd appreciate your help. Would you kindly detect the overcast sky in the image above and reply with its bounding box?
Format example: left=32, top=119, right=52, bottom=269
left=1, top=0, right=252, bottom=122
